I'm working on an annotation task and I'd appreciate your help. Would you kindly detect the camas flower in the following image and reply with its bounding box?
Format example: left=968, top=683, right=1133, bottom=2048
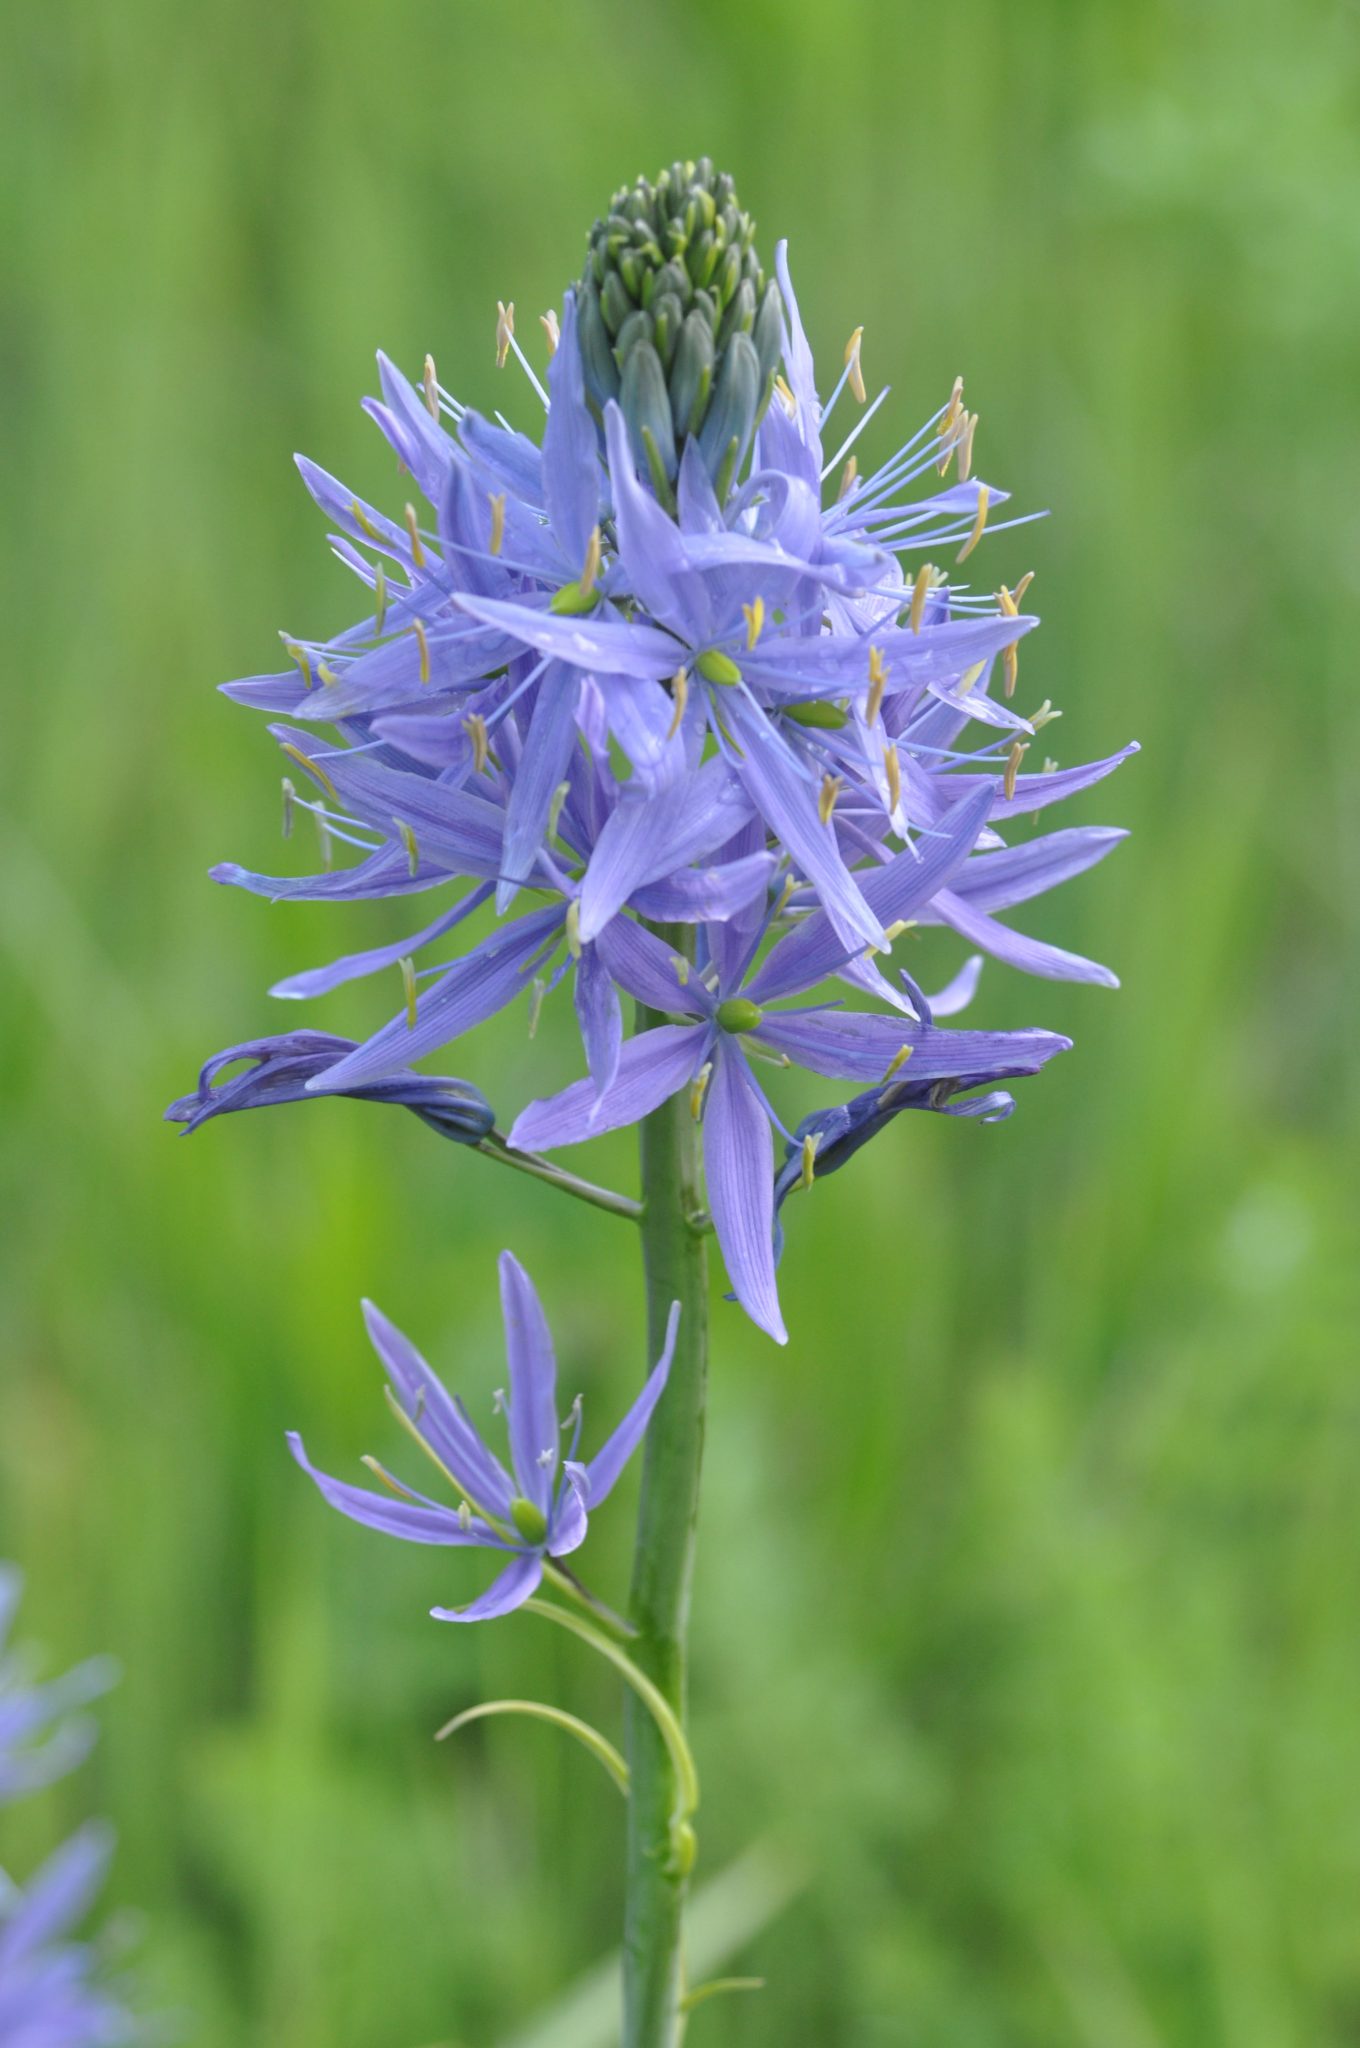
left=288, top=1255, right=680, bottom=1621
left=0, top=1570, right=117, bottom=1807
left=0, top=1825, right=138, bottom=2047
left=0, top=1572, right=138, bottom=2046
left=180, top=158, right=1133, bottom=1339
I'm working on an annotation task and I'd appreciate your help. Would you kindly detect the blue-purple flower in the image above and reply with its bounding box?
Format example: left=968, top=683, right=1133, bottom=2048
left=289, top=1255, right=680, bottom=1621
left=0, top=1571, right=137, bottom=2046
left=163, top=1030, right=494, bottom=1144
left=177, top=159, right=1133, bottom=1341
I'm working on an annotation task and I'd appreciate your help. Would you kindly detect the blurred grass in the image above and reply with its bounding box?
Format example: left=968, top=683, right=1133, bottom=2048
left=1, top=0, right=1357, bottom=2041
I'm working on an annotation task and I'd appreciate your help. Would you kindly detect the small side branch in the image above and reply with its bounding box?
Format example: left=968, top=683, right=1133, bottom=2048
left=475, top=1130, right=643, bottom=1223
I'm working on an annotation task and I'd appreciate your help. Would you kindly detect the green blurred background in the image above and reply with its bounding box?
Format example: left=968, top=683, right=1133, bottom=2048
left=2, top=1, right=1357, bottom=2041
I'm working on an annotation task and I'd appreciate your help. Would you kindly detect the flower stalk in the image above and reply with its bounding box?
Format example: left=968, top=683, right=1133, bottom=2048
left=623, top=926, right=710, bottom=2046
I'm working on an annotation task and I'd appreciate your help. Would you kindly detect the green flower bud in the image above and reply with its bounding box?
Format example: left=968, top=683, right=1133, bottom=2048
left=580, top=158, right=776, bottom=494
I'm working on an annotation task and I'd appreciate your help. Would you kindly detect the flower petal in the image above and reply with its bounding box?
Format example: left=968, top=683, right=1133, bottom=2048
left=508, top=1025, right=706, bottom=1151
left=704, top=1043, right=786, bottom=1344
left=498, top=1251, right=559, bottom=1510
left=361, top=1301, right=514, bottom=1515
left=430, top=1549, right=544, bottom=1623
left=542, top=291, right=602, bottom=569
left=287, top=1433, right=501, bottom=1546
left=583, top=1300, right=681, bottom=1505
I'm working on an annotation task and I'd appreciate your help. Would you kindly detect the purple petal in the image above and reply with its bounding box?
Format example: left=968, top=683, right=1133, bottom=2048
left=755, top=1009, right=1071, bottom=1082
left=361, top=1301, right=514, bottom=1515
left=630, top=849, right=777, bottom=925
left=935, top=888, right=1120, bottom=986
left=583, top=1301, right=681, bottom=1505
left=454, top=592, right=679, bottom=681
left=287, top=1432, right=500, bottom=1546
left=591, top=920, right=711, bottom=1018
left=270, top=886, right=492, bottom=999
left=542, top=292, right=602, bottom=569
left=946, top=741, right=1141, bottom=818
left=430, top=1549, right=544, bottom=1623
left=923, top=954, right=985, bottom=1018
left=498, top=1252, right=559, bottom=1510
left=748, top=778, right=996, bottom=1003
left=704, top=1043, right=787, bottom=1345
left=603, top=403, right=711, bottom=638
left=308, top=906, right=562, bottom=1090
left=508, top=1025, right=706, bottom=1151
left=725, top=692, right=884, bottom=954
left=0, top=1824, right=113, bottom=1971
left=948, top=826, right=1128, bottom=914
left=497, top=664, right=581, bottom=910
left=578, top=759, right=751, bottom=941
left=573, top=941, right=623, bottom=1096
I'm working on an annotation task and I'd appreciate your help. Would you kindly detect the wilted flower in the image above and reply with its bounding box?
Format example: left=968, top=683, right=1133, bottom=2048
left=164, top=1030, right=494, bottom=1144
left=289, top=1255, right=680, bottom=1621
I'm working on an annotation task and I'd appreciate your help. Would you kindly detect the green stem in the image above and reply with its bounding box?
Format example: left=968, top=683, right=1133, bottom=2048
left=623, top=928, right=710, bottom=2046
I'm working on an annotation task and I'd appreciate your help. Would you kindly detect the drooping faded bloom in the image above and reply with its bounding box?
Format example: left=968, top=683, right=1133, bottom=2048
left=176, top=156, right=1133, bottom=1340
left=289, top=1255, right=680, bottom=1621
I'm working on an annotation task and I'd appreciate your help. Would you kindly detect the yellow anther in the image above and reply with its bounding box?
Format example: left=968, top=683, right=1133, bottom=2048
left=580, top=526, right=602, bottom=598
left=361, top=1455, right=424, bottom=1504
left=909, top=562, right=936, bottom=633
left=799, top=1133, right=819, bottom=1191
left=413, top=617, right=431, bottom=685
left=1013, top=570, right=1035, bottom=603
left=315, top=813, right=333, bottom=871
left=774, top=374, right=797, bottom=418
left=773, top=872, right=797, bottom=920
left=1004, top=738, right=1029, bottom=801
left=957, top=412, right=978, bottom=483
left=1042, top=755, right=1058, bottom=775
left=350, top=497, right=383, bottom=541
left=465, top=713, right=490, bottom=775
left=422, top=353, right=440, bottom=420
left=818, top=774, right=842, bottom=826
left=956, top=485, right=990, bottom=564
left=1002, top=641, right=1018, bottom=698
left=998, top=584, right=1019, bottom=619
left=742, top=596, right=765, bottom=650
left=866, top=644, right=888, bottom=725
left=404, top=502, right=427, bottom=568
left=954, top=660, right=986, bottom=699
left=547, top=780, right=570, bottom=839
left=281, top=777, right=295, bottom=838
left=565, top=900, right=582, bottom=959
left=488, top=492, right=506, bottom=557
left=665, top=668, right=689, bottom=742
left=884, top=918, right=911, bottom=943
left=1030, top=698, right=1062, bottom=729
left=671, top=954, right=690, bottom=985
left=940, top=375, right=964, bottom=435
left=283, top=639, right=312, bottom=685
left=495, top=300, right=515, bottom=369
left=882, top=1043, right=914, bottom=1083
left=373, top=562, right=388, bottom=634
left=317, top=660, right=341, bottom=689
left=883, top=742, right=902, bottom=813
left=837, top=455, right=859, bottom=501
left=690, top=1062, right=712, bottom=1121
left=843, top=326, right=866, bottom=404
left=400, top=956, right=418, bottom=1029
left=278, top=741, right=338, bottom=802
left=540, top=308, right=560, bottom=356
left=397, top=818, right=420, bottom=877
